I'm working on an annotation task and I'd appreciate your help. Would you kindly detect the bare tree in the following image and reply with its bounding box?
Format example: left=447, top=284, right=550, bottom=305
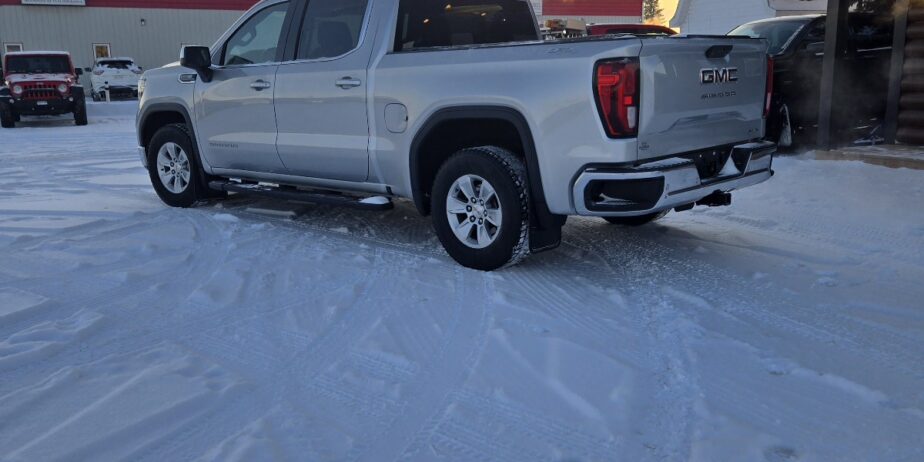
left=643, top=0, right=664, bottom=22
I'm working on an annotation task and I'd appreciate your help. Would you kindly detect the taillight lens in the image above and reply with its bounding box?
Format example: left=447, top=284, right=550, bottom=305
left=764, top=56, right=774, bottom=118
left=594, top=58, right=640, bottom=138
left=93, top=69, right=105, bottom=76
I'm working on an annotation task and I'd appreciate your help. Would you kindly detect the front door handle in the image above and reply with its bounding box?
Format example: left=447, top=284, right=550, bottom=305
left=336, top=77, right=362, bottom=89
left=250, top=80, right=272, bottom=91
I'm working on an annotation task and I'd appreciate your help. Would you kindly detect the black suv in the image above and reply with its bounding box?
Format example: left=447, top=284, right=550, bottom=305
left=731, top=14, right=893, bottom=147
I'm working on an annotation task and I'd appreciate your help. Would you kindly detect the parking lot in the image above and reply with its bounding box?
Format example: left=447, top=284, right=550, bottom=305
left=1, top=103, right=923, bottom=461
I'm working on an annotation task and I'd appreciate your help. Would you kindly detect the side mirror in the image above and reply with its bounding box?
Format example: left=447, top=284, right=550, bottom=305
left=83, top=67, right=91, bottom=72
left=180, top=46, right=213, bottom=82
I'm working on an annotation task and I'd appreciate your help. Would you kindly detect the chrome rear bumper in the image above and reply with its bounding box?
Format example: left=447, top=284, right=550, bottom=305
left=573, top=141, right=775, bottom=217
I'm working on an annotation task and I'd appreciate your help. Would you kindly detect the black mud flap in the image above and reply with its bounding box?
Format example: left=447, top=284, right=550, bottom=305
left=529, top=215, right=566, bottom=254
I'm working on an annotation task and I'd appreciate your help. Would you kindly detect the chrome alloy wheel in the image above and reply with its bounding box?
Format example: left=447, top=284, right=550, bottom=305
left=446, top=174, right=503, bottom=249
left=156, top=142, right=192, bottom=194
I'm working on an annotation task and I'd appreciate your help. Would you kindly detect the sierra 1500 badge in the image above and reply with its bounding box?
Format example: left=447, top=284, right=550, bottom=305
left=701, top=67, right=739, bottom=84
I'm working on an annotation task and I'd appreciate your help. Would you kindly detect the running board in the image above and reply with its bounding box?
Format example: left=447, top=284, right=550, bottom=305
left=209, top=181, right=394, bottom=211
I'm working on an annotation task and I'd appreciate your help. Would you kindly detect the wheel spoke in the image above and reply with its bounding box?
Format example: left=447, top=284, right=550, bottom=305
left=457, top=176, right=476, bottom=201
left=452, top=219, right=475, bottom=243
left=476, top=225, right=491, bottom=246
left=479, top=181, right=497, bottom=202
left=447, top=197, right=469, bottom=215
left=484, top=209, right=501, bottom=226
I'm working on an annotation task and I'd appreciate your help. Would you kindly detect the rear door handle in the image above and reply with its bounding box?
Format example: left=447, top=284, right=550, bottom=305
left=250, top=80, right=272, bottom=91
left=336, top=77, right=362, bottom=89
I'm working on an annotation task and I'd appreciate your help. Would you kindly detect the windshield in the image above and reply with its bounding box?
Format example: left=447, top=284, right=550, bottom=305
left=98, top=60, right=135, bottom=70
left=729, top=20, right=807, bottom=54
left=5, top=55, right=71, bottom=74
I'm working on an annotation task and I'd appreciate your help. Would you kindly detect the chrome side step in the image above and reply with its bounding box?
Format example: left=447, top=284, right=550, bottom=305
left=209, top=181, right=394, bottom=211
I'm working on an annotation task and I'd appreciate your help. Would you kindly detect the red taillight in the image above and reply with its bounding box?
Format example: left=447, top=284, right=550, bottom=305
left=594, top=58, right=640, bottom=138
left=764, top=56, right=774, bottom=118
left=93, top=69, right=105, bottom=76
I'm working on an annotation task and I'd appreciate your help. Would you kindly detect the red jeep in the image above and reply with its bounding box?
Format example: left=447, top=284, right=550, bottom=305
left=1, top=51, right=87, bottom=128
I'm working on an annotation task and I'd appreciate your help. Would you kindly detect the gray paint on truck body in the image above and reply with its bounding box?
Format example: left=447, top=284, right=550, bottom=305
left=138, top=0, right=771, bottom=216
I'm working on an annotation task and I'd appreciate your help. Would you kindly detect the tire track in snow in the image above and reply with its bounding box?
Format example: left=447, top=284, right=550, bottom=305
left=351, top=267, right=492, bottom=462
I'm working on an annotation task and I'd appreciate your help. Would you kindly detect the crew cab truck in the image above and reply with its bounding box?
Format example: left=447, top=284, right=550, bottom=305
left=1, top=52, right=87, bottom=128
left=137, top=0, right=776, bottom=271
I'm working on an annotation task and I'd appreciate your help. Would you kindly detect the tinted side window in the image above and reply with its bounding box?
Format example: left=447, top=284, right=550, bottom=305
left=296, top=0, right=369, bottom=60
left=394, top=0, right=539, bottom=52
left=806, top=22, right=825, bottom=42
left=223, top=2, right=290, bottom=66
left=849, top=16, right=893, bottom=51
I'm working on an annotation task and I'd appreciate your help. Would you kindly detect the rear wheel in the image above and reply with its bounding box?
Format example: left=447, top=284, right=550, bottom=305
left=602, top=211, right=668, bottom=227
left=431, top=146, right=530, bottom=271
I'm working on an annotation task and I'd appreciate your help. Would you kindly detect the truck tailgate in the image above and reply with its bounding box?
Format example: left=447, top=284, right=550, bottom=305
left=636, top=38, right=769, bottom=160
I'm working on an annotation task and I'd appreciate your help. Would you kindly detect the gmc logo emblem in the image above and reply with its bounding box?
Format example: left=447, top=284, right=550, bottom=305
left=701, top=67, right=739, bottom=84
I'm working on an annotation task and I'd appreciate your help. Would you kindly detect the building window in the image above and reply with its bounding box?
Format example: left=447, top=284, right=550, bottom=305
left=3, top=43, right=23, bottom=55
left=93, top=43, right=112, bottom=59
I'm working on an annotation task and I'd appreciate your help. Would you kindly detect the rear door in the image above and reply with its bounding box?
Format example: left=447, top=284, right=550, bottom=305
left=273, top=0, right=373, bottom=182
left=194, top=0, right=293, bottom=173
left=636, top=38, right=770, bottom=159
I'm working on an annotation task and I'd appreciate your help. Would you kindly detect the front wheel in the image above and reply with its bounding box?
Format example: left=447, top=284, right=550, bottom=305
left=147, top=124, right=205, bottom=208
left=602, top=211, right=668, bottom=227
left=74, top=100, right=88, bottom=126
left=0, top=106, right=14, bottom=128
left=431, top=146, right=530, bottom=271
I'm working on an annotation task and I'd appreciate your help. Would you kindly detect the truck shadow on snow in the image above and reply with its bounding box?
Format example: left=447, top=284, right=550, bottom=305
left=209, top=194, right=709, bottom=272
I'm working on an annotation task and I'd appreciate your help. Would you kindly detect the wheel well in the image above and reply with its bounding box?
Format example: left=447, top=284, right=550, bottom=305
left=413, top=117, right=525, bottom=215
left=140, top=111, right=187, bottom=148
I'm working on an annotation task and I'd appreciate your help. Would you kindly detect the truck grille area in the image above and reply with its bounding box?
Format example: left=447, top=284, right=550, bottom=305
left=20, top=83, right=63, bottom=101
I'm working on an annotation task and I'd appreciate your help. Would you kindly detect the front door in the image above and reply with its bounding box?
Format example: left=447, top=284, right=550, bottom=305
left=195, top=1, right=292, bottom=173
left=273, top=0, right=372, bottom=182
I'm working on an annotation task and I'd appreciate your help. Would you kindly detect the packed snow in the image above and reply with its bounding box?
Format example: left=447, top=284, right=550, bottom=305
left=0, top=102, right=923, bottom=461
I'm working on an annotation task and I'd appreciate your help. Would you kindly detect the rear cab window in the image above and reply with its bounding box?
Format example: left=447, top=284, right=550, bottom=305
left=394, top=0, right=539, bottom=52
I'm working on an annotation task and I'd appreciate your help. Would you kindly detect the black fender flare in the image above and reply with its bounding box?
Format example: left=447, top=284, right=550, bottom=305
left=137, top=102, right=216, bottom=191
left=138, top=102, right=195, bottom=146
left=409, top=105, right=564, bottom=236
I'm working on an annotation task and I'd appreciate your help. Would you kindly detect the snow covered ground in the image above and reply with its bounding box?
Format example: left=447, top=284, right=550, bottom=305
left=1, top=102, right=923, bottom=461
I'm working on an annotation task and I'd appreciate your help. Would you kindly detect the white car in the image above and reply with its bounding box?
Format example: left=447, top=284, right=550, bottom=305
left=86, top=57, right=142, bottom=101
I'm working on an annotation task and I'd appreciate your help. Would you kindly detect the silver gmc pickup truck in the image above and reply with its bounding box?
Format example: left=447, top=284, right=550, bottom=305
left=136, top=0, right=776, bottom=270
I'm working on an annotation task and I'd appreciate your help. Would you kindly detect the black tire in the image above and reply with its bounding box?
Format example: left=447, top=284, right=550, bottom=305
left=91, top=92, right=101, bottom=102
left=147, top=123, right=206, bottom=208
left=74, top=100, right=88, bottom=126
left=0, top=107, right=14, bottom=128
left=602, top=211, right=668, bottom=227
left=431, top=146, right=530, bottom=271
